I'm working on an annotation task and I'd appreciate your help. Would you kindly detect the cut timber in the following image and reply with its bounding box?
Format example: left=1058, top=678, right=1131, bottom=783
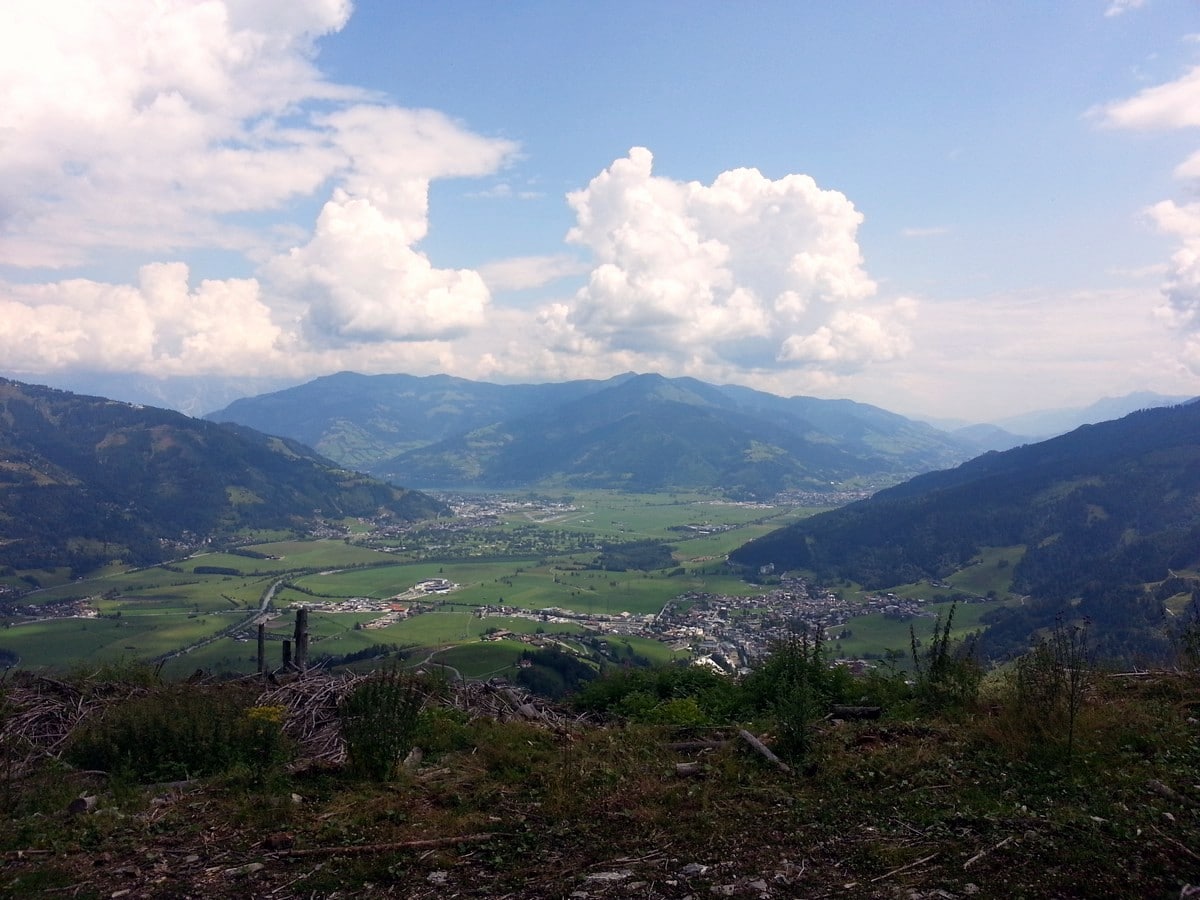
left=963, top=835, right=1013, bottom=870
left=674, top=762, right=704, bottom=777
left=501, top=688, right=543, bottom=721
left=737, top=728, right=791, bottom=774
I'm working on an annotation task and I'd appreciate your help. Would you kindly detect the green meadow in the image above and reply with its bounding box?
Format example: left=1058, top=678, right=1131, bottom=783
left=0, top=491, right=835, bottom=672
left=830, top=599, right=1001, bottom=662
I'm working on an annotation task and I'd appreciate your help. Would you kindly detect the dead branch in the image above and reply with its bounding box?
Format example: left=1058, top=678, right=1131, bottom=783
left=870, top=851, right=939, bottom=883
left=963, top=836, right=1013, bottom=869
left=736, top=728, right=791, bottom=774
left=271, top=832, right=498, bottom=858
left=1148, top=779, right=1200, bottom=809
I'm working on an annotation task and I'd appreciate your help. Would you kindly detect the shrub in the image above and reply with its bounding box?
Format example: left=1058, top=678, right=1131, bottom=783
left=1010, top=616, right=1091, bottom=766
left=339, top=670, right=426, bottom=781
left=572, top=664, right=740, bottom=724
left=65, top=685, right=284, bottom=782
left=742, top=629, right=854, bottom=762
left=910, top=604, right=981, bottom=714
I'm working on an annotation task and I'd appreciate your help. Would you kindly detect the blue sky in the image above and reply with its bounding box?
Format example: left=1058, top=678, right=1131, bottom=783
left=2, top=0, right=1199, bottom=422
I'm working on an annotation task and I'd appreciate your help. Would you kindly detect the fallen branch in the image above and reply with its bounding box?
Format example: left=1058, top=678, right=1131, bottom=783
left=963, top=836, right=1013, bottom=870
left=1, top=849, right=53, bottom=860
left=870, top=851, right=939, bottom=883
left=737, top=728, right=791, bottom=774
left=271, top=833, right=499, bottom=859
left=1148, top=779, right=1200, bottom=809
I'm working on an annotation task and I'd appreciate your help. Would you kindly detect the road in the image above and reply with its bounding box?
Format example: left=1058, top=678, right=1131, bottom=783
left=155, top=576, right=285, bottom=664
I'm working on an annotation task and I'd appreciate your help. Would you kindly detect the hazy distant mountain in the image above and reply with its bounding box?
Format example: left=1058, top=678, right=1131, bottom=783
left=209, top=371, right=630, bottom=470
left=992, top=391, right=1193, bottom=439
left=0, top=379, right=446, bottom=575
left=949, top=423, right=1030, bottom=453
left=210, top=371, right=977, bottom=496
left=731, top=399, right=1200, bottom=660
left=1, top=371, right=300, bottom=419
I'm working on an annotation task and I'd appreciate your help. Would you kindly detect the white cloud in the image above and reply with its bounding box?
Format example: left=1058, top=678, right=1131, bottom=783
left=0, top=264, right=286, bottom=375
left=1095, top=64, right=1200, bottom=130
left=1175, top=149, right=1200, bottom=180
left=554, top=147, right=902, bottom=373
left=266, top=190, right=492, bottom=344
left=477, top=255, right=590, bottom=292
left=1104, top=0, right=1147, bottom=18
left=0, top=0, right=360, bottom=266
left=0, top=1, right=515, bottom=270
left=467, top=183, right=545, bottom=200
left=1102, top=63, right=1200, bottom=375
left=0, top=0, right=519, bottom=375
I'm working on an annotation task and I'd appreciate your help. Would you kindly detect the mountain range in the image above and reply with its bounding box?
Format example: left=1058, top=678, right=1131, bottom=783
left=0, top=379, right=445, bottom=575
left=208, top=371, right=978, bottom=496
left=731, top=399, right=1200, bottom=659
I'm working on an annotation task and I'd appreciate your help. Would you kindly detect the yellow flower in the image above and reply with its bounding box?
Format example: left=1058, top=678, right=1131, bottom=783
left=246, top=705, right=286, bottom=725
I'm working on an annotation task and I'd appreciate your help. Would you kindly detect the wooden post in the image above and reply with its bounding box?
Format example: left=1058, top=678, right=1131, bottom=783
left=282, top=639, right=292, bottom=670
left=294, top=607, right=309, bottom=670
left=257, top=623, right=266, bottom=675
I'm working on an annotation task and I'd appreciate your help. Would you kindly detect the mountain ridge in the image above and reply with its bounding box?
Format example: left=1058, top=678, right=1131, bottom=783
left=730, top=400, right=1200, bottom=658
left=208, top=371, right=978, bottom=496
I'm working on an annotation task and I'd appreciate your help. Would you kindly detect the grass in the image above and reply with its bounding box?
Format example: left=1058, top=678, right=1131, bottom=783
left=431, top=640, right=530, bottom=678
left=602, top=634, right=689, bottom=665
left=831, top=600, right=997, bottom=661
left=291, top=560, right=539, bottom=599
left=945, top=544, right=1026, bottom=598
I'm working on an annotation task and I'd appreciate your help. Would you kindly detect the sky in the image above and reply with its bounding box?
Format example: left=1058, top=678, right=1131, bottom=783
left=3, top=0, right=1200, bottom=423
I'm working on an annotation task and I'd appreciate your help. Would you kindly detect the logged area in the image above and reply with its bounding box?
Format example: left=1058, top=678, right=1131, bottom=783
left=2, top=655, right=1199, bottom=898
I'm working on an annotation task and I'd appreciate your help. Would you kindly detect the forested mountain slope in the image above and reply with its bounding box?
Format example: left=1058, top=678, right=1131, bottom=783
left=731, top=401, right=1200, bottom=658
left=0, top=379, right=446, bottom=574
left=211, top=371, right=976, bottom=496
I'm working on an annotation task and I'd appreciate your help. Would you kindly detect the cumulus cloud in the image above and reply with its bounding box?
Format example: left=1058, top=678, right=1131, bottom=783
left=0, top=0, right=519, bottom=377
left=551, top=147, right=904, bottom=374
left=266, top=190, right=492, bottom=344
left=0, top=0, right=514, bottom=266
left=0, top=0, right=361, bottom=266
left=0, top=264, right=286, bottom=375
left=1100, top=62, right=1200, bottom=374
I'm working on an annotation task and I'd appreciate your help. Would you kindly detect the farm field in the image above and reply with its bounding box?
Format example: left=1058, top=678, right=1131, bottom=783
left=830, top=599, right=1002, bottom=661
left=0, top=491, right=839, bottom=672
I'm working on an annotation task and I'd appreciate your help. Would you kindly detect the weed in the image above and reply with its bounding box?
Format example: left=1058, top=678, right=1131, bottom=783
left=339, top=669, right=426, bottom=781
